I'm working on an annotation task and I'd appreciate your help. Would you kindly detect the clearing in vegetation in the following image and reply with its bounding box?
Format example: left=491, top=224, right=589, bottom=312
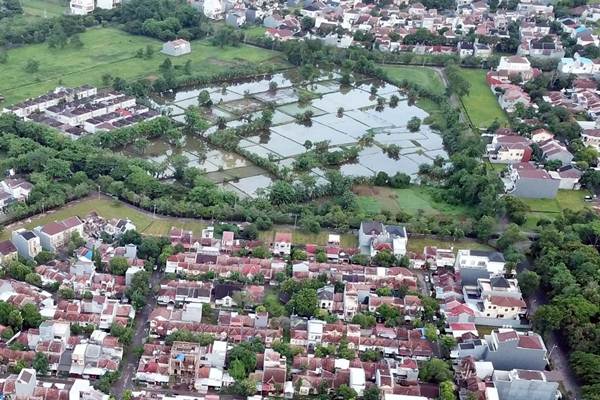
left=0, top=27, right=288, bottom=105
left=354, top=185, right=469, bottom=217
left=521, top=190, right=590, bottom=230
left=382, top=65, right=445, bottom=95
left=457, top=68, right=508, bottom=129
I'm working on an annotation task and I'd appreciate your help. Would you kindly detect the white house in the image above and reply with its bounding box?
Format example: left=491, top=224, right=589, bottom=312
left=454, top=250, right=506, bottom=285
left=497, top=56, right=534, bottom=80
left=273, top=232, right=292, bottom=256
left=96, top=0, right=121, bottom=9
left=358, top=222, right=407, bottom=257
left=34, top=216, right=84, bottom=252
left=10, top=229, right=42, bottom=260
left=557, top=53, right=597, bottom=75
left=70, top=0, right=94, bottom=15
left=203, top=0, right=224, bottom=20
left=161, top=39, right=191, bottom=57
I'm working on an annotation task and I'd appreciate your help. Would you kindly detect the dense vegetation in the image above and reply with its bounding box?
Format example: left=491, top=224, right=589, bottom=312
left=528, top=210, right=600, bottom=398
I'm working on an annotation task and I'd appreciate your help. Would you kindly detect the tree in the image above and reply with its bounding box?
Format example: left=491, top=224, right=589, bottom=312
left=70, top=34, right=84, bottom=49
left=288, top=288, right=317, bottom=317
left=58, top=287, right=75, bottom=300
left=269, top=181, right=296, bottom=205
left=21, top=303, right=42, bottom=329
left=7, top=309, right=23, bottom=330
left=571, top=351, right=600, bottom=385
left=419, top=358, right=453, bottom=383
left=229, top=358, right=247, bottom=381
left=33, top=352, right=49, bottom=375
left=363, top=387, right=380, bottom=400
left=439, top=381, right=456, bottom=400
left=407, top=117, right=421, bottom=132
left=496, top=223, right=523, bottom=250
left=109, top=256, right=129, bottom=275
left=198, top=90, right=212, bottom=107
left=301, top=16, right=315, bottom=31
left=34, top=251, right=55, bottom=265
left=475, top=215, right=495, bottom=240
left=336, top=384, right=358, bottom=400
left=517, top=270, right=540, bottom=298
left=25, top=59, right=40, bottom=73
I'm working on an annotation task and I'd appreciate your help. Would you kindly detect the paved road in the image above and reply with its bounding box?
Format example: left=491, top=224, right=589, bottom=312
left=113, top=269, right=162, bottom=399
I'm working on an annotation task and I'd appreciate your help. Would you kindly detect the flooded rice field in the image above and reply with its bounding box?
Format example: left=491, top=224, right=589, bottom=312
left=136, top=71, right=448, bottom=198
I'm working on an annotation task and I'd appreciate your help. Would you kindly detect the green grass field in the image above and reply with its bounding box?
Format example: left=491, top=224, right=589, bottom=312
left=521, top=190, right=589, bottom=230
left=383, top=65, right=445, bottom=95
left=0, top=196, right=357, bottom=247
left=21, top=0, right=67, bottom=17
left=354, top=185, right=469, bottom=217
left=0, top=27, right=289, bottom=105
left=457, top=68, right=508, bottom=129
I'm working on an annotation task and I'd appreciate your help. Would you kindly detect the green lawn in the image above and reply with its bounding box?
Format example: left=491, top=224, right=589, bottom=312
left=0, top=196, right=358, bottom=247
left=0, top=27, right=289, bottom=105
left=521, top=190, right=590, bottom=230
left=383, top=65, right=445, bottom=95
left=457, top=68, right=508, bottom=129
left=354, top=185, right=470, bottom=217
left=21, top=0, right=67, bottom=17
left=258, top=230, right=357, bottom=248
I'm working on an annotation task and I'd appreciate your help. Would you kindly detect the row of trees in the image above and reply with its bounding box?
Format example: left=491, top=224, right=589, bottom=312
left=527, top=210, right=600, bottom=398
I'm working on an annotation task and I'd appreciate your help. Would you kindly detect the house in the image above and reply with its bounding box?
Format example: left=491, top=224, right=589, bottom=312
left=462, top=276, right=527, bottom=321
left=226, top=10, right=246, bottom=27
left=96, top=0, right=121, bottom=9
left=548, top=165, right=582, bottom=190
left=454, top=250, right=506, bottom=285
left=487, top=135, right=532, bottom=163
left=213, top=283, right=243, bottom=307
left=203, top=0, right=224, bottom=19
left=582, top=128, right=600, bottom=151
left=0, top=178, right=32, bottom=212
left=266, top=28, right=295, bottom=41
left=504, top=163, right=560, bottom=199
left=496, top=56, right=534, bottom=81
left=493, top=369, right=559, bottom=400
left=458, top=42, right=474, bottom=58
left=448, top=322, right=478, bottom=339
left=499, top=86, right=531, bottom=112
left=530, top=128, right=554, bottom=143
left=273, top=232, right=292, bottom=256
left=538, top=139, right=574, bottom=165
left=125, top=266, right=144, bottom=286
left=0, top=240, right=18, bottom=265
left=10, top=229, right=42, bottom=260
left=459, top=329, right=548, bottom=371
left=34, top=216, right=84, bottom=252
left=358, top=222, right=407, bottom=256
left=70, top=0, right=94, bottom=15
left=161, top=39, right=191, bottom=57
left=558, top=53, right=597, bottom=75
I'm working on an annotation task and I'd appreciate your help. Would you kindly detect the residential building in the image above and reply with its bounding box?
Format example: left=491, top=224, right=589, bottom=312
left=0, top=240, right=18, bottom=265
left=96, top=0, right=121, bottom=9
left=496, top=56, right=534, bottom=80
left=70, top=0, right=94, bottom=15
left=487, top=135, right=532, bottom=163
left=454, top=250, right=506, bottom=285
left=538, top=139, right=574, bottom=165
left=34, top=216, right=84, bottom=252
left=11, top=229, right=42, bottom=260
left=459, top=329, right=548, bottom=371
left=504, top=163, right=560, bottom=199
left=273, top=232, right=292, bottom=256
left=203, top=0, right=224, bottom=19
left=358, top=221, right=407, bottom=256
left=558, top=53, right=596, bottom=75
left=548, top=165, right=582, bottom=190
left=582, top=128, right=600, bottom=150
left=161, top=39, right=192, bottom=57
left=493, top=369, right=559, bottom=400
left=0, top=178, right=32, bottom=212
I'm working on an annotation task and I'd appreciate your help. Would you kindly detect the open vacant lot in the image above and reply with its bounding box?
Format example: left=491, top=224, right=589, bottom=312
left=457, top=68, right=508, bottom=129
left=521, top=190, right=590, bottom=230
left=21, top=0, right=67, bottom=17
left=382, top=65, right=445, bottom=95
left=354, top=185, right=469, bottom=217
left=0, top=196, right=356, bottom=247
left=0, top=27, right=288, bottom=105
